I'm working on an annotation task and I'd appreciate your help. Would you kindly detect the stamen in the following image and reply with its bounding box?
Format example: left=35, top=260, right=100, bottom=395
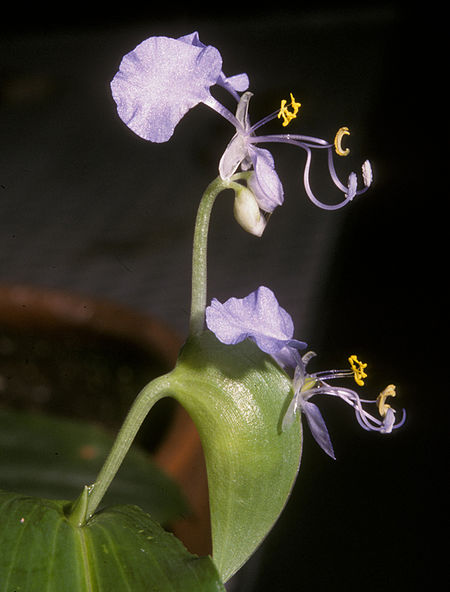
left=377, top=384, right=396, bottom=417
left=313, top=368, right=354, bottom=381
left=348, top=355, right=368, bottom=386
left=362, top=160, right=373, bottom=187
left=334, top=126, right=350, bottom=156
left=278, top=93, right=301, bottom=127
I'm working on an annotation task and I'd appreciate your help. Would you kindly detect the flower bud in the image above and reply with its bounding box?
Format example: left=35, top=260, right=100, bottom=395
left=233, top=185, right=267, bottom=237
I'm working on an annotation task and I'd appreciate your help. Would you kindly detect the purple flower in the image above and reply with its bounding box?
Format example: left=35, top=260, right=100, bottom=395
left=216, top=92, right=284, bottom=214
left=111, top=32, right=372, bottom=224
left=205, top=286, right=306, bottom=368
left=207, top=286, right=406, bottom=459
left=213, top=91, right=372, bottom=216
left=283, top=352, right=406, bottom=459
left=110, top=33, right=247, bottom=143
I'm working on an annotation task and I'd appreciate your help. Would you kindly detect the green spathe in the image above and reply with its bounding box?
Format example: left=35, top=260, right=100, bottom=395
left=169, top=331, right=302, bottom=582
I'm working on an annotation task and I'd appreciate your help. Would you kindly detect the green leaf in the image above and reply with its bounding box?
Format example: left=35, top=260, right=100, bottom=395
left=0, top=490, right=224, bottom=591
left=168, top=331, right=302, bottom=582
left=0, top=409, right=187, bottom=524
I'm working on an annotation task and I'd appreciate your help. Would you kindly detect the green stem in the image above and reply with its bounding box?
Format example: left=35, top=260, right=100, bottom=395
left=72, top=175, right=245, bottom=523
left=189, top=175, right=244, bottom=336
left=189, top=177, right=225, bottom=336
left=80, top=373, right=174, bottom=522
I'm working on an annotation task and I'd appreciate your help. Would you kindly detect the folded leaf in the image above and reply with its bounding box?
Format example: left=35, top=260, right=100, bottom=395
left=0, top=490, right=224, bottom=591
left=168, top=331, right=302, bottom=582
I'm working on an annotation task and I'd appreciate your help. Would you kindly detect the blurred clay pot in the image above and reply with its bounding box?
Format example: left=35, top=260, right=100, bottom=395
left=0, top=283, right=210, bottom=555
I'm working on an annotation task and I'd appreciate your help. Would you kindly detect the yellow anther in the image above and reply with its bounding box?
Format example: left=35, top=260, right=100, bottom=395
left=278, top=93, right=301, bottom=127
left=348, top=354, right=368, bottom=386
left=334, top=126, right=351, bottom=156
left=377, top=384, right=397, bottom=417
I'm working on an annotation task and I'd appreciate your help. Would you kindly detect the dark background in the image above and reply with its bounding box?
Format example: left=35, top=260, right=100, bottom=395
left=2, top=3, right=436, bottom=591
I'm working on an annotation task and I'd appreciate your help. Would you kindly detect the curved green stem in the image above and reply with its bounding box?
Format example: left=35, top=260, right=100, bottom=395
left=189, top=175, right=245, bottom=336
left=189, top=177, right=226, bottom=336
left=80, top=373, right=174, bottom=522
left=72, top=175, right=246, bottom=524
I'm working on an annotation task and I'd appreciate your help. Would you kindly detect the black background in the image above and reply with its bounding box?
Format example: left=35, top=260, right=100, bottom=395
left=2, top=3, right=437, bottom=591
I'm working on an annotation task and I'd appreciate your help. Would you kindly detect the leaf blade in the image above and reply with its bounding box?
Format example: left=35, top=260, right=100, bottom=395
left=0, top=491, right=224, bottom=591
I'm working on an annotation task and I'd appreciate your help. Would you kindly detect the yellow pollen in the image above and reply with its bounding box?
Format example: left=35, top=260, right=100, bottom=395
left=348, top=354, right=368, bottom=386
left=278, top=93, right=301, bottom=127
left=377, top=384, right=396, bottom=417
left=334, top=126, right=351, bottom=156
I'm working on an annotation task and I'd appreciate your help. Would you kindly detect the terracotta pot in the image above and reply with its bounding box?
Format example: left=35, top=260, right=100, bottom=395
left=0, top=283, right=211, bottom=555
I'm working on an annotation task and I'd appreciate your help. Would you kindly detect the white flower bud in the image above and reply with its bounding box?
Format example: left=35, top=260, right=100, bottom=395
left=233, top=185, right=267, bottom=237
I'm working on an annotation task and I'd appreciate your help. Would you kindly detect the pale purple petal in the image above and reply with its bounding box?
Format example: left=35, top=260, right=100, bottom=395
left=177, top=31, right=203, bottom=46
left=219, top=133, right=248, bottom=179
left=282, top=393, right=300, bottom=431
left=271, top=342, right=305, bottom=369
left=301, top=400, right=336, bottom=459
left=110, top=35, right=222, bottom=143
left=206, top=286, right=306, bottom=366
left=178, top=31, right=249, bottom=98
left=248, top=146, right=284, bottom=212
left=221, top=73, right=250, bottom=93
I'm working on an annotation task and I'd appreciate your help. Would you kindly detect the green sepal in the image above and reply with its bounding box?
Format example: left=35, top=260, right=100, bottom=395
left=168, top=331, right=302, bottom=582
left=0, top=490, right=224, bottom=591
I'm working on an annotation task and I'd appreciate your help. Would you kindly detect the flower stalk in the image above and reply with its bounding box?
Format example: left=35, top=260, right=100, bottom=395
left=189, top=175, right=248, bottom=336
left=76, top=174, right=245, bottom=523
left=80, top=374, right=174, bottom=522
